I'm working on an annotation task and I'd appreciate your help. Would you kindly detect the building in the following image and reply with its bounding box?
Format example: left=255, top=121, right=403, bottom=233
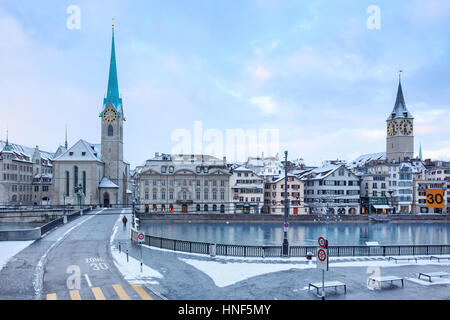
left=386, top=77, right=414, bottom=162
left=264, top=175, right=307, bottom=215
left=134, top=153, right=231, bottom=214
left=413, top=160, right=450, bottom=214
left=0, top=137, right=55, bottom=206
left=301, top=164, right=361, bottom=215
left=230, top=166, right=264, bottom=214
left=52, top=25, right=130, bottom=206
left=359, top=170, right=391, bottom=214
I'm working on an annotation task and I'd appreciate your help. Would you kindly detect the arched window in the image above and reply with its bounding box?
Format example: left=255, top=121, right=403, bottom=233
left=74, top=166, right=78, bottom=189
left=65, top=171, right=70, bottom=196
left=204, top=204, right=209, bottom=212
left=108, top=125, right=113, bottom=137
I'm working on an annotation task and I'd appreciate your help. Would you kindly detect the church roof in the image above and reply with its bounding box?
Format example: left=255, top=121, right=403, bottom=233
left=387, top=79, right=413, bottom=121
left=53, top=139, right=102, bottom=162
left=101, top=26, right=123, bottom=117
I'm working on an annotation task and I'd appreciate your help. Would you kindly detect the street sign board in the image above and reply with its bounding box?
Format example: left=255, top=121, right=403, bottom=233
left=318, top=237, right=327, bottom=248
left=316, top=248, right=329, bottom=271
left=426, top=189, right=445, bottom=209
left=137, top=232, right=146, bottom=243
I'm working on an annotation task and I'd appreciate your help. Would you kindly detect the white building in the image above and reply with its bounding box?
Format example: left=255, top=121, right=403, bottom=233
left=301, top=164, right=361, bottom=215
left=230, top=166, right=264, bottom=214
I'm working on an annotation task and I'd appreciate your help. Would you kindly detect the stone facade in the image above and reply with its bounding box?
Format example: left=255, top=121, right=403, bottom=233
left=264, top=175, right=307, bottom=215
left=134, top=154, right=231, bottom=214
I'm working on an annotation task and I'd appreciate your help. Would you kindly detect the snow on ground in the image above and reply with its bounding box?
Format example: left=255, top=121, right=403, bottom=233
left=0, top=241, right=34, bottom=272
left=178, top=255, right=450, bottom=288
left=110, top=214, right=163, bottom=285
left=111, top=246, right=163, bottom=285
left=179, top=258, right=315, bottom=287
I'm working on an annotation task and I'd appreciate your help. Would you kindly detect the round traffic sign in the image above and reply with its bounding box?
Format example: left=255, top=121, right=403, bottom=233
left=317, top=249, right=327, bottom=262
left=138, top=233, right=145, bottom=241
left=318, top=237, right=326, bottom=248
left=284, top=223, right=289, bottom=228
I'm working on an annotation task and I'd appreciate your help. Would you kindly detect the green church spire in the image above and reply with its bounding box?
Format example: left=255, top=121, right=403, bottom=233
left=102, top=23, right=122, bottom=116
left=419, top=143, right=423, bottom=161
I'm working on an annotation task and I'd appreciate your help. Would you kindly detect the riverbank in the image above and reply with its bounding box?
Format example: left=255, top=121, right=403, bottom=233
left=137, top=213, right=450, bottom=224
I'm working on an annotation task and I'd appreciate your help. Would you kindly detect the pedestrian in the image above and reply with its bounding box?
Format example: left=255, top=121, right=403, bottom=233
left=122, top=215, right=128, bottom=231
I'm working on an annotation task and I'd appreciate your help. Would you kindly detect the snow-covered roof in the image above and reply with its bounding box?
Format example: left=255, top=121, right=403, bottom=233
left=0, top=140, right=55, bottom=164
left=300, top=164, right=350, bottom=180
left=99, top=177, right=119, bottom=189
left=348, top=152, right=386, bottom=169
left=53, top=140, right=102, bottom=163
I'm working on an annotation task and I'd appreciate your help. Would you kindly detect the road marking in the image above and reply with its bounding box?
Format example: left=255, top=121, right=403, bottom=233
left=46, top=293, right=57, bottom=300
left=131, top=284, right=153, bottom=300
left=112, top=284, right=131, bottom=300
left=34, top=208, right=106, bottom=300
left=84, top=274, right=92, bottom=287
left=70, top=290, right=82, bottom=300
left=91, top=287, right=106, bottom=300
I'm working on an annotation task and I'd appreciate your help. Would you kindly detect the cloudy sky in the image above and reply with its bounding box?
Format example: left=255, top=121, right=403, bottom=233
left=1, top=0, right=449, bottom=168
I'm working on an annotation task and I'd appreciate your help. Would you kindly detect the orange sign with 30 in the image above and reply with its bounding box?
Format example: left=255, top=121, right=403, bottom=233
left=426, top=190, right=445, bottom=209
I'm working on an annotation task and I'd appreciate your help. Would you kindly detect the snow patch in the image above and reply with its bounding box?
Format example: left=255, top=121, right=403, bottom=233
left=179, top=258, right=313, bottom=288
left=0, top=241, right=34, bottom=272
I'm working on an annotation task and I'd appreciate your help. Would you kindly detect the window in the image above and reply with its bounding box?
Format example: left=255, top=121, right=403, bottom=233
left=65, top=171, right=70, bottom=196
left=83, top=171, right=86, bottom=193
left=74, top=166, right=78, bottom=189
left=108, top=125, right=113, bottom=137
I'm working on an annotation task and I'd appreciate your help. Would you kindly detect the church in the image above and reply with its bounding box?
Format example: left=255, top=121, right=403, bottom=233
left=52, top=25, right=130, bottom=207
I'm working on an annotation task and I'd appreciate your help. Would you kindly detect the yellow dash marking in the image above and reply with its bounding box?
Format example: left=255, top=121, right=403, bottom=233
left=112, top=284, right=131, bottom=300
left=70, top=290, right=81, bottom=300
left=91, top=287, right=106, bottom=300
left=46, top=293, right=57, bottom=300
left=131, top=284, right=153, bottom=300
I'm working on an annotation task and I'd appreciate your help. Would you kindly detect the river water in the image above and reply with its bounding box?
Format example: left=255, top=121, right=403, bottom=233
left=140, top=221, right=450, bottom=246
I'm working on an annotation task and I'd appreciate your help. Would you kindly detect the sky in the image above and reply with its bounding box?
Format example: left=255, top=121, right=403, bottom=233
left=0, top=0, right=449, bottom=168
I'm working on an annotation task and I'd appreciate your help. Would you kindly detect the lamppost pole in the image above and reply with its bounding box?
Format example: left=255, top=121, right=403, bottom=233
left=282, top=151, right=289, bottom=257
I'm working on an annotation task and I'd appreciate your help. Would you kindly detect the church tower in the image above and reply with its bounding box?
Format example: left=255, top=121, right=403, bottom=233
left=100, top=24, right=126, bottom=204
left=386, top=75, right=414, bottom=162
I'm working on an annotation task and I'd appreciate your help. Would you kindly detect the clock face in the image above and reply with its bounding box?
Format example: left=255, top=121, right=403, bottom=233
left=103, top=107, right=117, bottom=123
left=399, top=119, right=413, bottom=136
left=387, top=121, right=398, bottom=137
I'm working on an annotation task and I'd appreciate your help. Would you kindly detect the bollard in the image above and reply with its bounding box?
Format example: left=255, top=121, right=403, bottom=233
left=119, top=242, right=121, bottom=253
left=126, top=250, right=129, bottom=262
left=80, top=209, right=83, bottom=216
left=140, top=261, right=143, bottom=273
left=63, top=216, right=67, bottom=224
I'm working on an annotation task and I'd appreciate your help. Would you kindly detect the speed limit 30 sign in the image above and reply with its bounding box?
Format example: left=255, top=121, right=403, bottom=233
left=426, top=189, right=445, bottom=209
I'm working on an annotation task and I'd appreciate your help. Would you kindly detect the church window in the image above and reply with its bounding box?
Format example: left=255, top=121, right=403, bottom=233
left=83, top=171, right=86, bottom=193
left=74, top=166, right=78, bottom=189
left=65, top=171, right=70, bottom=196
left=108, top=125, right=113, bottom=137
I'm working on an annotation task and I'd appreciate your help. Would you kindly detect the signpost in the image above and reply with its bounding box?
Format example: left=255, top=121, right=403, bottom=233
left=317, top=237, right=329, bottom=300
left=426, top=189, right=445, bottom=209
left=137, top=232, right=145, bottom=273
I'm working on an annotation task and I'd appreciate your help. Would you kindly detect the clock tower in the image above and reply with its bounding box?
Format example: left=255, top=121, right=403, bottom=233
left=100, top=24, right=127, bottom=204
left=386, top=75, right=414, bottom=162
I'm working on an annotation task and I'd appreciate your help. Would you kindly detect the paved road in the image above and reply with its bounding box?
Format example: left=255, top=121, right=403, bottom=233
left=0, top=208, right=155, bottom=300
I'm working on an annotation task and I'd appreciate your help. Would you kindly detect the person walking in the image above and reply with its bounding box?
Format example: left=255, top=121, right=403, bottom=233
left=122, top=215, right=128, bottom=231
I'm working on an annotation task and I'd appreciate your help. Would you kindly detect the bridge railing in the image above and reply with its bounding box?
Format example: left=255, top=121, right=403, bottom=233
left=130, top=229, right=450, bottom=258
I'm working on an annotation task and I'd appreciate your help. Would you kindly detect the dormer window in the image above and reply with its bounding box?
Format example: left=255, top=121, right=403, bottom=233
left=82, top=152, right=86, bottom=156
left=403, top=112, right=408, bottom=117
left=161, top=166, right=167, bottom=173
left=69, top=152, right=74, bottom=156
left=169, top=166, right=174, bottom=173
